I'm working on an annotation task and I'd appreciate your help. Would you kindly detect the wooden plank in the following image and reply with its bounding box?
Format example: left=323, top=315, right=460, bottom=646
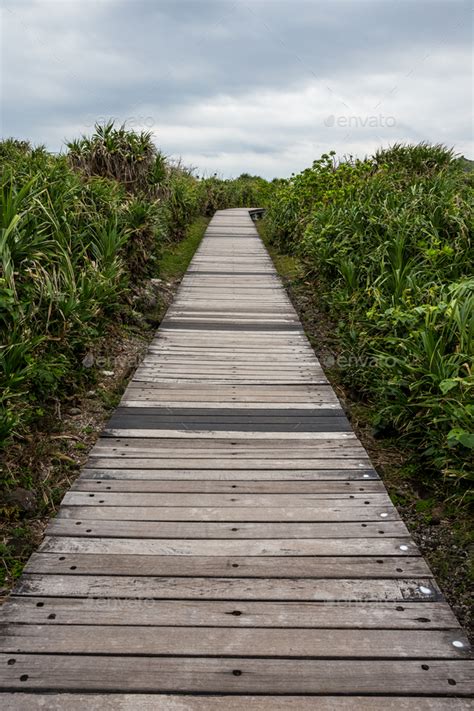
left=85, top=454, right=371, bottom=463
left=14, top=573, right=442, bottom=601
left=39, top=535, right=417, bottom=557
left=1, top=655, right=472, bottom=694
left=1, top=625, right=468, bottom=658
left=55, top=504, right=398, bottom=521
left=2, top=694, right=471, bottom=711
left=61, top=491, right=392, bottom=507
left=89, top=444, right=364, bottom=453
left=105, top=421, right=353, bottom=434
left=110, top=407, right=344, bottom=417
left=85, top=458, right=370, bottom=469
left=91, top=437, right=361, bottom=448
left=80, top=468, right=378, bottom=481
left=102, top=430, right=358, bottom=440
left=45, top=518, right=409, bottom=538
left=1, top=598, right=458, bottom=629
left=120, top=400, right=342, bottom=408
left=24, top=552, right=430, bottom=577
left=88, top=445, right=366, bottom=457
left=71, top=479, right=385, bottom=493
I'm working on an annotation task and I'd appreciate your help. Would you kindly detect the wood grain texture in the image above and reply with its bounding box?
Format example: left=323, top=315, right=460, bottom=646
left=14, top=573, right=442, bottom=601
left=3, top=695, right=471, bottom=711
left=1, top=655, right=473, bottom=694
left=45, top=519, right=410, bottom=538
left=1, top=625, right=469, bottom=658
left=1, top=598, right=458, bottom=629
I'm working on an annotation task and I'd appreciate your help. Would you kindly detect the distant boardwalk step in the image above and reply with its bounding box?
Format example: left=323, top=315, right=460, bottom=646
left=1, top=208, right=472, bottom=706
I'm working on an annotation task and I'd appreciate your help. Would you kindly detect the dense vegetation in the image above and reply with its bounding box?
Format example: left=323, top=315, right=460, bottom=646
left=264, top=144, right=473, bottom=483
left=0, top=123, right=268, bottom=447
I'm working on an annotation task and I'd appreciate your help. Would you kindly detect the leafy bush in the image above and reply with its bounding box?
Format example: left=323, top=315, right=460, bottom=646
left=163, top=166, right=200, bottom=241
left=0, top=141, right=128, bottom=441
left=264, top=143, right=474, bottom=481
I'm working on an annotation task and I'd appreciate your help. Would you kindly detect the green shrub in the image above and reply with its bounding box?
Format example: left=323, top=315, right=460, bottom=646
left=264, top=143, right=474, bottom=481
left=67, top=121, right=158, bottom=194
left=0, top=140, right=130, bottom=441
left=163, top=167, right=200, bottom=241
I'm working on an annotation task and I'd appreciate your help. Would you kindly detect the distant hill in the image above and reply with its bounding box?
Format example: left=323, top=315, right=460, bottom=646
left=459, top=156, right=474, bottom=171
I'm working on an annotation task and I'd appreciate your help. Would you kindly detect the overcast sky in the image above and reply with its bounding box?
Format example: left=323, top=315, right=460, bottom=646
left=1, top=0, right=472, bottom=178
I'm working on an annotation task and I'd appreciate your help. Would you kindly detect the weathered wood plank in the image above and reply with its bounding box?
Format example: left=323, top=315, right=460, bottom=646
left=24, top=552, right=430, bottom=577
left=102, top=427, right=355, bottom=441
left=62, top=491, right=392, bottom=507
left=85, top=458, right=371, bottom=469
left=1, top=598, right=458, bottom=629
left=39, top=535, right=417, bottom=557
left=56, top=504, right=398, bottom=521
left=1, top=624, right=469, bottom=658
left=1, top=655, right=472, bottom=694
left=88, top=448, right=367, bottom=459
left=45, top=518, right=409, bottom=539
left=13, top=573, right=442, bottom=601
left=80, top=468, right=378, bottom=481
left=72, top=479, right=384, bottom=493
left=2, top=694, right=470, bottom=711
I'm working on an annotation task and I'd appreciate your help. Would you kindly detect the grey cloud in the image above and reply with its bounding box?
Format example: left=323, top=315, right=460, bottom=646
left=1, top=0, right=472, bottom=177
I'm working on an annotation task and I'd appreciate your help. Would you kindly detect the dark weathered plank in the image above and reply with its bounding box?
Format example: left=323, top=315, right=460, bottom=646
left=1, top=655, right=472, bottom=694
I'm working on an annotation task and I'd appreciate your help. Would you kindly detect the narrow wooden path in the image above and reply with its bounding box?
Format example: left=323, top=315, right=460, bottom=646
left=1, top=209, right=472, bottom=707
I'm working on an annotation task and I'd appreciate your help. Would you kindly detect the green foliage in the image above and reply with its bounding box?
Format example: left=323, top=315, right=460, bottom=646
left=199, top=173, right=271, bottom=215
left=0, top=139, right=128, bottom=441
left=120, top=195, right=166, bottom=279
left=163, top=166, right=200, bottom=241
left=67, top=121, right=158, bottom=193
left=264, top=143, right=474, bottom=481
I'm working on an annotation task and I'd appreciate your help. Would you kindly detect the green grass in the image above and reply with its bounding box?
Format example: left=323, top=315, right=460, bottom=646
left=160, top=216, right=209, bottom=280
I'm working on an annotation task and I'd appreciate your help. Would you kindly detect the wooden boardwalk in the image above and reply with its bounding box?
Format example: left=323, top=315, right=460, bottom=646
left=1, top=209, right=472, bottom=707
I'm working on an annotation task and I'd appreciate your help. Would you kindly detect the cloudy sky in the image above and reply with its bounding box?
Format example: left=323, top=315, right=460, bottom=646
left=1, top=0, right=472, bottom=178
